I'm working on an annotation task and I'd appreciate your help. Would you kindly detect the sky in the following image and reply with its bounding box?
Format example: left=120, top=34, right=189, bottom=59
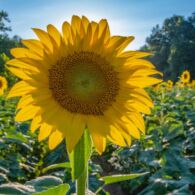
left=1, top=0, right=195, bottom=49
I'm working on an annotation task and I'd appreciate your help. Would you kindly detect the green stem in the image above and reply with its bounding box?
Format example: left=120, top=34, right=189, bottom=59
left=76, top=165, right=88, bottom=195
left=68, top=130, right=91, bottom=195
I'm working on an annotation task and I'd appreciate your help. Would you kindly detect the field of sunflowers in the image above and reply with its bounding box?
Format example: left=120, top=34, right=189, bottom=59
left=0, top=4, right=195, bottom=193
left=0, top=68, right=195, bottom=194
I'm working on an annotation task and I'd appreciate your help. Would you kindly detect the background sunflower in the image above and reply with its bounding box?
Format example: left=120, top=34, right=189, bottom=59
left=0, top=76, right=8, bottom=95
left=181, top=70, right=190, bottom=84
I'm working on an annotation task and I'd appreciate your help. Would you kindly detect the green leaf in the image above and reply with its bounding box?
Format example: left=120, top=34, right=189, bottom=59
left=163, top=123, right=184, bottom=142
left=68, top=130, right=92, bottom=180
left=0, top=183, right=32, bottom=195
left=25, top=176, right=63, bottom=191
left=5, top=131, right=28, bottom=143
left=32, top=184, right=69, bottom=195
left=101, top=172, right=149, bottom=185
left=0, top=173, right=8, bottom=183
left=42, top=162, right=71, bottom=173
left=0, top=53, right=10, bottom=62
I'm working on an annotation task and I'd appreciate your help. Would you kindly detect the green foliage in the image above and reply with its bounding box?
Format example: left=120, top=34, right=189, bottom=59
left=42, top=162, right=70, bottom=174
left=100, top=172, right=148, bottom=185
left=142, top=12, right=195, bottom=81
left=0, top=10, right=11, bottom=33
left=101, top=87, right=195, bottom=194
left=0, top=97, right=47, bottom=183
left=0, top=176, right=69, bottom=195
left=0, top=86, right=195, bottom=194
left=0, top=96, right=69, bottom=182
left=32, top=184, right=70, bottom=195
left=0, top=10, right=21, bottom=74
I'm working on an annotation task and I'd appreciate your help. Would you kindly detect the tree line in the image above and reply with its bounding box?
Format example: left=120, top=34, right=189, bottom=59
left=141, top=13, right=195, bottom=80
left=0, top=10, right=21, bottom=73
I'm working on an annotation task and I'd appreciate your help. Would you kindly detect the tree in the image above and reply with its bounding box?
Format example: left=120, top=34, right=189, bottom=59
left=141, top=13, right=195, bottom=81
left=0, top=10, right=21, bottom=73
left=0, top=10, right=11, bottom=33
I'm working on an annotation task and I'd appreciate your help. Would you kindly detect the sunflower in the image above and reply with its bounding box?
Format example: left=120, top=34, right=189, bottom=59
left=191, top=80, right=195, bottom=88
left=181, top=70, right=190, bottom=84
left=167, top=80, right=173, bottom=90
left=0, top=76, right=8, bottom=95
left=7, top=16, right=162, bottom=154
left=153, top=84, right=160, bottom=91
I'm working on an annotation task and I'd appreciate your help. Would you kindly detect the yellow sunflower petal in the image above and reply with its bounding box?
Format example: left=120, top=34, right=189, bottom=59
left=98, top=19, right=110, bottom=42
left=32, top=28, right=53, bottom=52
left=30, top=116, right=42, bottom=133
left=48, top=130, right=64, bottom=150
left=116, top=36, right=134, bottom=54
left=120, top=130, right=132, bottom=145
left=17, top=95, right=34, bottom=110
left=127, top=112, right=145, bottom=134
left=91, top=132, right=106, bottom=155
left=7, top=81, right=36, bottom=98
left=106, top=36, right=126, bottom=50
left=108, top=125, right=127, bottom=146
left=124, top=59, right=155, bottom=69
left=62, top=21, right=73, bottom=45
left=130, top=96, right=153, bottom=108
left=119, top=51, right=151, bottom=59
left=82, top=24, right=92, bottom=49
left=15, top=105, right=40, bottom=122
left=6, top=59, right=39, bottom=72
left=38, top=123, right=53, bottom=141
left=81, top=16, right=90, bottom=32
left=6, top=66, right=31, bottom=80
left=132, top=88, right=153, bottom=103
left=22, top=39, right=44, bottom=56
left=127, top=77, right=162, bottom=88
left=91, top=22, right=99, bottom=43
left=129, top=68, right=163, bottom=77
left=10, top=48, right=41, bottom=60
left=121, top=116, right=141, bottom=139
left=126, top=101, right=151, bottom=114
left=71, top=15, right=81, bottom=35
left=47, top=24, right=62, bottom=47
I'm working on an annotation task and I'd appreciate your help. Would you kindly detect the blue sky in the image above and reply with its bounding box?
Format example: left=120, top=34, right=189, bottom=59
left=1, top=0, right=195, bottom=49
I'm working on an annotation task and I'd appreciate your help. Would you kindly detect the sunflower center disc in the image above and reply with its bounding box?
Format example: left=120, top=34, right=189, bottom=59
left=0, top=81, right=2, bottom=88
left=49, top=51, right=120, bottom=115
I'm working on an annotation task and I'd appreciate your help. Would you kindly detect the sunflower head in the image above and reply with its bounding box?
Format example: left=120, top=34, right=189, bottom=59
left=191, top=80, right=195, bottom=88
left=153, top=84, right=160, bottom=91
left=0, top=76, right=8, bottom=95
left=181, top=70, right=190, bottom=84
left=7, top=15, right=162, bottom=154
left=166, top=80, right=173, bottom=90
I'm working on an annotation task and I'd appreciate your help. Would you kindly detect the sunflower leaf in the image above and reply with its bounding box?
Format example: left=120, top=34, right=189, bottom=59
left=68, top=129, right=92, bottom=180
left=42, top=162, right=71, bottom=174
left=32, top=184, right=70, bottom=195
left=101, top=172, right=149, bottom=185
